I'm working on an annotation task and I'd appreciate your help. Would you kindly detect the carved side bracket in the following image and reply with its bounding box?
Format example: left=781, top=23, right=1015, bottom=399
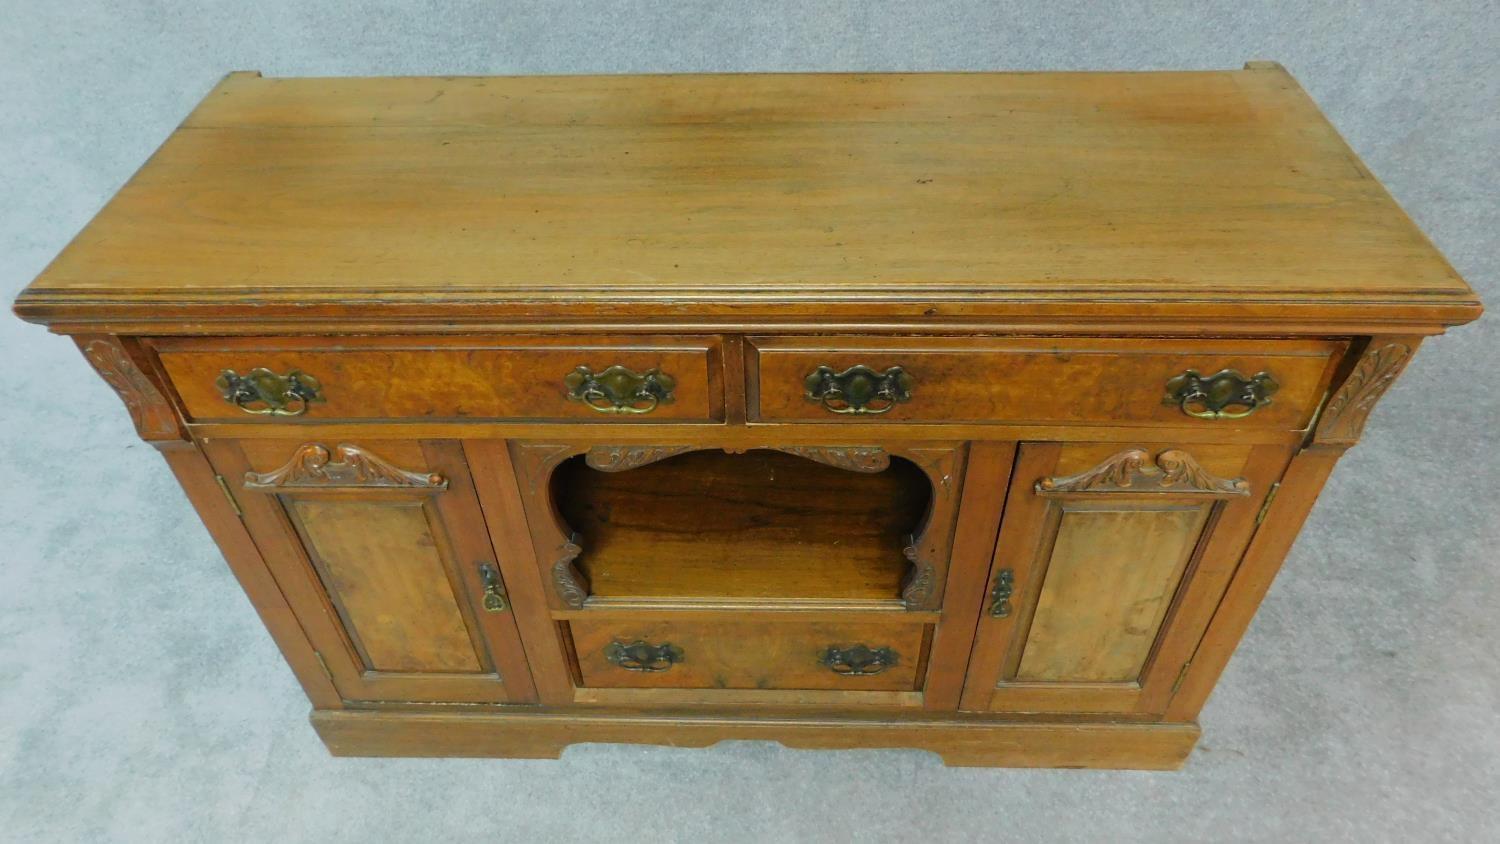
left=552, top=534, right=588, bottom=609
left=243, top=443, right=448, bottom=490
left=77, top=336, right=183, bottom=441
left=1314, top=341, right=1416, bottom=446
left=772, top=446, right=891, bottom=473
left=891, top=444, right=964, bottom=611
left=513, top=443, right=593, bottom=608
left=1036, top=448, right=1248, bottom=498
left=900, top=539, right=937, bottom=608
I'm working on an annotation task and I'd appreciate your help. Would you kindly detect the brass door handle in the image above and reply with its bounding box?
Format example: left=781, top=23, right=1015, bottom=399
left=215, top=368, right=324, bottom=416
left=564, top=365, right=676, bottom=414
left=820, top=644, right=898, bottom=675
left=989, top=569, right=1014, bottom=618
left=604, top=640, right=682, bottom=671
left=804, top=364, right=913, bottom=415
left=1164, top=369, right=1278, bottom=420
left=477, top=563, right=508, bottom=613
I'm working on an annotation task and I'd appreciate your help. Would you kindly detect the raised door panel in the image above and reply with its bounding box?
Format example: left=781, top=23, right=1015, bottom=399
left=286, top=498, right=481, bottom=673
left=1014, top=500, right=1211, bottom=684
left=960, top=442, right=1289, bottom=715
left=205, top=438, right=536, bottom=704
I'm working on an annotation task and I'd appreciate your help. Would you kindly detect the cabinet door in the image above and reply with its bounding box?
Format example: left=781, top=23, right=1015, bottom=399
left=960, top=442, right=1287, bottom=715
left=206, top=438, right=536, bottom=704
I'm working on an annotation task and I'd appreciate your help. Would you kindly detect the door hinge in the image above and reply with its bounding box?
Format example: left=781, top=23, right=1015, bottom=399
left=1254, top=482, right=1281, bottom=526
left=1171, top=661, right=1192, bottom=694
left=214, top=474, right=243, bottom=517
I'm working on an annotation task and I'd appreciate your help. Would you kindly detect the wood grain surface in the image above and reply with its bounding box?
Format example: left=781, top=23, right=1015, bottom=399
left=14, top=67, right=1480, bottom=333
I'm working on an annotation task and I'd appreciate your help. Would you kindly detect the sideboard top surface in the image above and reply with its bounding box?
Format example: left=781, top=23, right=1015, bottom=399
left=15, top=65, right=1480, bottom=333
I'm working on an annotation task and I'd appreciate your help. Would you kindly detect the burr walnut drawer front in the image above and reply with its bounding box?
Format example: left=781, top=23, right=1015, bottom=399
left=154, top=336, right=724, bottom=422
left=750, top=336, right=1347, bottom=428
left=568, top=619, right=928, bottom=691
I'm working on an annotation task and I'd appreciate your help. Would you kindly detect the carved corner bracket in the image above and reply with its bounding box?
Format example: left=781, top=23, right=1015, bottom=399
left=1314, top=341, right=1416, bottom=446
left=77, top=336, right=183, bottom=441
left=1036, top=448, right=1249, bottom=498
left=243, top=443, right=448, bottom=491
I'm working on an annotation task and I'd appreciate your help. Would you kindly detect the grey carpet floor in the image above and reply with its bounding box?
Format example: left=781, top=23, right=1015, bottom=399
left=2, top=2, right=1496, bottom=841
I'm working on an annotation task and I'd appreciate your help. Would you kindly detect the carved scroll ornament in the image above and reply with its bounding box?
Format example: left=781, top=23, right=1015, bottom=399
left=243, top=443, right=448, bottom=490
left=584, top=445, right=692, bottom=472
left=585, top=445, right=893, bottom=474
left=1036, top=448, right=1248, bottom=497
left=773, top=446, right=891, bottom=473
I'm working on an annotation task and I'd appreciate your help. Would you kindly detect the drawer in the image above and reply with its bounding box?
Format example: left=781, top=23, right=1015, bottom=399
left=154, top=336, right=724, bottom=422
left=750, top=336, right=1347, bottom=429
left=568, top=619, right=928, bottom=691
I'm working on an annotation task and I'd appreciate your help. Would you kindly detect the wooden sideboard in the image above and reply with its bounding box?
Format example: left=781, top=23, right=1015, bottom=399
left=14, top=65, right=1481, bottom=768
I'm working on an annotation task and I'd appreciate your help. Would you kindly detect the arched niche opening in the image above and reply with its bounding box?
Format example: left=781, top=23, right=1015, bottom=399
left=550, top=448, right=934, bottom=605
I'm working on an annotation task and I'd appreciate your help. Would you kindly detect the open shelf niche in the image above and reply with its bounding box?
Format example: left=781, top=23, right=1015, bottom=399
left=549, top=447, right=938, bottom=607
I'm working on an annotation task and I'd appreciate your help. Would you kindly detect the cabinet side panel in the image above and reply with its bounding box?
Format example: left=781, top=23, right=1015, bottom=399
left=1165, top=446, right=1343, bottom=720
left=161, top=443, right=342, bottom=709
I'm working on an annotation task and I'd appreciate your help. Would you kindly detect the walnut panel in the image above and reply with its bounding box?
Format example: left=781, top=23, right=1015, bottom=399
left=1015, top=501, right=1212, bottom=683
left=289, top=499, right=481, bottom=674
left=156, top=336, right=722, bottom=422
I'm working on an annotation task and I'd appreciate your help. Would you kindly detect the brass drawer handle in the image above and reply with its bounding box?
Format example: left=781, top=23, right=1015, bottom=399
left=564, top=365, right=676, bottom=414
left=1164, top=369, right=1278, bottom=420
left=604, top=640, right=683, bottom=672
left=216, top=368, right=324, bottom=416
left=477, top=563, right=507, bottom=613
left=820, top=644, right=898, bottom=676
left=804, top=365, right=913, bottom=415
left=989, top=569, right=1015, bottom=618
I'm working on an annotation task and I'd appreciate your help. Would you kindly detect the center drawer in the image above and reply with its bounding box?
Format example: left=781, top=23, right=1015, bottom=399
left=750, top=336, right=1347, bottom=429
left=154, top=335, right=724, bottom=422
left=568, top=619, right=929, bottom=691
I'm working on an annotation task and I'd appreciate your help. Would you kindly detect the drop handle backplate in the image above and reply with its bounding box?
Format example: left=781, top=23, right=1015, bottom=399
left=1164, top=369, right=1279, bottom=420
left=477, top=563, right=507, bottom=613
left=989, top=569, right=1015, bottom=618
left=804, top=364, right=914, bottom=415
left=215, top=368, right=325, bottom=417
left=604, top=640, right=683, bottom=672
left=564, top=365, right=676, bottom=414
left=820, top=644, right=899, bottom=676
